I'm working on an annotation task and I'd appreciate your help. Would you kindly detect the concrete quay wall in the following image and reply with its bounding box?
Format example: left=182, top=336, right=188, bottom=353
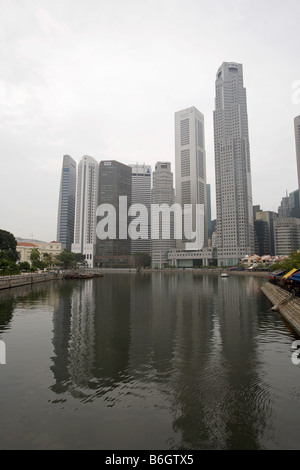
left=261, top=282, right=300, bottom=337
left=0, top=273, right=63, bottom=290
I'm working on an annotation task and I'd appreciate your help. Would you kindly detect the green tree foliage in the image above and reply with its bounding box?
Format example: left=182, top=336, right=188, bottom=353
left=19, top=262, right=31, bottom=272
left=0, top=229, right=20, bottom=274
left=0, top=229, right=19, bottom=262
left=75, top=253, right=87, bottom=266
left=56, top=251, right=76, bottom=269
left=56, top=251, right=88, bottom=269
left=42, top=252, right=54, bottom=269
left=133, top=252, right=151, bottom=268
left=30, top=247, right=45, bottom=269
left=270, top=251, right=300, bottom=272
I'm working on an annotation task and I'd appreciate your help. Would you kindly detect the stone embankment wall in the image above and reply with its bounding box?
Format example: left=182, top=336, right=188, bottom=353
left=261, top=282, right=300, bottom=337
left=0, top=273, right=63, bottom=290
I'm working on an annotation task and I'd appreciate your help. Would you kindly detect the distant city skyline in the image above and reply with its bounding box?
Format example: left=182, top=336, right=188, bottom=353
left=0, top=1, right=299, bottom=241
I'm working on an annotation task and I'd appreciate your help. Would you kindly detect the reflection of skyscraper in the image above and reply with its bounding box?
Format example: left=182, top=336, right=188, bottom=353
left=214, top=62, right=254, bottom=266
left=51, top=280, right=96, bottom=396
left=72, top=156, right=98, bottom=267
left=175, top=107, right=207, bottom=248
left=151, top=162, right=175, bottom=268
left=57, top=155, right=76, bottom=251
left=129, top=163, right=151, bottom=255
left=68, top=280, right=96, bottom=383
left=50, top=277, right=131, bottom=403
left=50, top=283, right=74, bottom=394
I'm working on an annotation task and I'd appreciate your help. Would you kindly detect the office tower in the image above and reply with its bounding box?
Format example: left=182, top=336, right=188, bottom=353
left=214, top=62, right=254, bottom=266
left=295, top=116, right=300, bottom=195
left=278, top=194, right=291, bottom=218
left=289, top=189, right=300, bottom=219
left=206, top=184, right=212, bottom=240
left=254, top=208, right=278, bottom=256
left=175, top=106, right=207, bottom=249
left=95, top=161, right=132, bottom=267
left=274, top=218, right=300, bottom=256
left=71, top=155, right=98, bottom=268
left=56, top=155, right=76, bottom=251
left=129, top=163, right=151, bottom=255
left=151, top=162, right=175, bottom=268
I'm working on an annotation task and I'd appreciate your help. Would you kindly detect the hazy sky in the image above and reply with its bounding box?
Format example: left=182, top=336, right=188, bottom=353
left=1, top=0, right=300, bottom=241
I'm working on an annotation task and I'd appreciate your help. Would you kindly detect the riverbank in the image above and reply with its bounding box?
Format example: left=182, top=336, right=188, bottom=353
left=261, top=282, right=300, bottom=337
left=0, top=272, right=63, bottom=290
left=90, top=267, right=269, bottom=276
left=140, top=268, right=269, bottom=276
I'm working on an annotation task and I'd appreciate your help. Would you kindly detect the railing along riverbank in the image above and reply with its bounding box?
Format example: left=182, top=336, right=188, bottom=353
left=0, top=272, right=63, bottom=290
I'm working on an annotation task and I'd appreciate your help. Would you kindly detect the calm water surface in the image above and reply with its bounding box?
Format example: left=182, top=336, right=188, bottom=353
left=0, top=272, right=299, bottom=450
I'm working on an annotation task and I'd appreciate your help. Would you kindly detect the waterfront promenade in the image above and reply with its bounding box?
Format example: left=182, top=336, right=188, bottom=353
left=261, top=282, right=300, bottom=337
left=0, top=272, right=63, bottom=290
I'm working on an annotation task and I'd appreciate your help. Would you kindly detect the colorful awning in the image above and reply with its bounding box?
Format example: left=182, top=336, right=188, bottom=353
left=283, top=268, right=298, bottom=279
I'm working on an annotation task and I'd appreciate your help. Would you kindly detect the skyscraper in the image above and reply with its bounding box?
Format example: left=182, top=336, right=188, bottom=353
left=213, top=62, right=254, bottom=266
left=206, top=184, right=212, bottom=241
left=129, top=163, right=151, bottom=255
left=95, top=160, right=132, bottom=267
left=278, top=194, right=291, bottom=218
left=295, top=115, right=300, bottom=195
left=56, top=155, right=76, bottom=252
left=151, top=162, right=175, bottom=268
left=175, top=106, right=207, bottom=249
left=71, top=155, right=98, bottom=268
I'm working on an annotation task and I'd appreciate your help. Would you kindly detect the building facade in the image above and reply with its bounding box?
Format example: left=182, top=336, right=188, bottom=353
left=175, top=106, right=207, bottom=249
left=56, top=155, right=76, bottom=251
left=213, top=62, right=254, bottom=266
left=295, top=115, right=300, bottom=195
left=278, top=195, right=291, bottom=218
left=151, top=162, right=175, bottom=268
left=71, top=155, right=98, bottom=268
left=274, top=217, right=300, bottom=256
left=254, top=208, right=278, bottom=256
left=17, top=241, right=62, bottom=265
left=129, top=163, right=151, bottom=256
left=95, top=160, right=132, bottom=267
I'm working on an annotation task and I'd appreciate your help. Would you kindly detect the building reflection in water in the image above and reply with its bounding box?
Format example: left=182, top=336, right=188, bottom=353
left=50, top=273, right=273, bottom=449
left=169, top=274, right=273, bottom=450
left=50, top=276, right=131, bottom=402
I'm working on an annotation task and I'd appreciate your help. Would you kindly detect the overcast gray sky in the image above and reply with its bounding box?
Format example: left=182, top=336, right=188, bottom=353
left=1, top=0, right=300, bottom=241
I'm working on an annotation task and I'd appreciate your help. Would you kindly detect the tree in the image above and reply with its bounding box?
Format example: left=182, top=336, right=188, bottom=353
left=19, top=262, right=31, bottom=272
left=56, top=251, right=77, bottom=270
left=133, top=252, right=151, bottom=268
left=271, top=251, right=300, bottom=272
left=0, top=229, right=19, bottom=262
left=75, top=253, right=87, bottom=266
left=43, top=252, right=54, bottom=269
left=30, top=248, right=45, bottom=270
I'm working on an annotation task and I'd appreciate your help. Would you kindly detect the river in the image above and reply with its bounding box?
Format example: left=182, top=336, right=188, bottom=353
left=0, top=272, right=299, bottom=450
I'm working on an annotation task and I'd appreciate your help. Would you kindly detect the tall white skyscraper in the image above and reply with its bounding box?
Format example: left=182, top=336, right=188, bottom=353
left=151, top=162, right=175, bottom=268
left=129, top=163, right=151, bottom=255
left=214, top=62, right=254, bottom=266
left=294, top=115, right=300, bottom=195
left=71, top=155, right=98, bottom=268
left=175, top=106, right=207, bottom=249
